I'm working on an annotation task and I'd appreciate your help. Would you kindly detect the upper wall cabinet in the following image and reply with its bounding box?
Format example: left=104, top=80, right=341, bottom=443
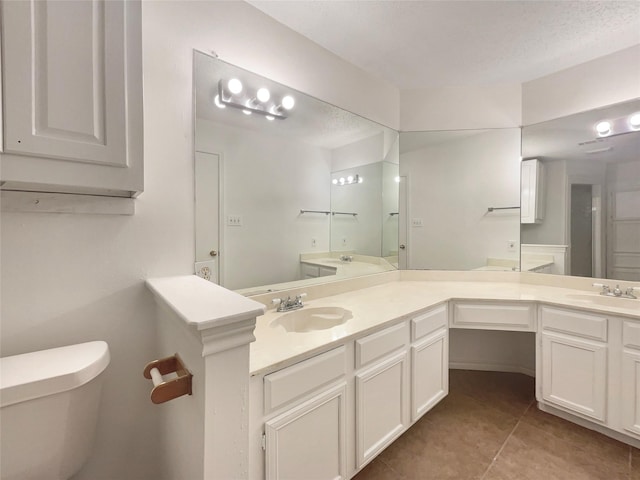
left=521, top=159, right=545, bottom=224
left=0, top=0, right=143, bottom=198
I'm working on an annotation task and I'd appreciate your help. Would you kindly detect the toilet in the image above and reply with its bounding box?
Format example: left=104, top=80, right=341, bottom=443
left=0, top=341, right=110, bottom=480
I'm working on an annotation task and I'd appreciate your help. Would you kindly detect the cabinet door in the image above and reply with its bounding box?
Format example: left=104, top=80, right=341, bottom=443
left=622, top=349, right=640, bottom=436
left=1, top=0, right=143, bottom=196
left=265, top=383, right=347, bottom=480
left=356, top=351, right=407, bottom=468
left=411, top=328, right=448, bottom=422
left=541, top=331, right=607, bottom=421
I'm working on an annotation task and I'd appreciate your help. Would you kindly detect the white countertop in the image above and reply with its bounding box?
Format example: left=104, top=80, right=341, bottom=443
left=250, top=272, right=640, bottom=376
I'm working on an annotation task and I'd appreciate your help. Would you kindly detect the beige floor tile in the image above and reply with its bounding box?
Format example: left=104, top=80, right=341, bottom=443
left=353, top=457, right=404, bottom=480
left=484, top=420, right=629, bottom=480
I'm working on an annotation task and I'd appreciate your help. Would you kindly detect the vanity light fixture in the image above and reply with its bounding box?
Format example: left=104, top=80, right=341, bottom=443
left=332, top=174, right=363, bottom=186
left=217, top=79, right=294, bottom=120
left=213, top=94, right=226, bottom=109
left=595, top=121, right=612, bottom=137
left=594, top=113, right=640, bottom=137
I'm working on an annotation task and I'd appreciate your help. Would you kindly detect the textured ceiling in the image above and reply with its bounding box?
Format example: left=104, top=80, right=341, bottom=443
left=247, top=0, right=640, bottom=89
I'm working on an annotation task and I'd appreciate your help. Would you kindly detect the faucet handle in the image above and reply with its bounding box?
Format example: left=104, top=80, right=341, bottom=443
left=625, top=286, right=640, bottom=298
left=592, top=283, right=610, bottom=295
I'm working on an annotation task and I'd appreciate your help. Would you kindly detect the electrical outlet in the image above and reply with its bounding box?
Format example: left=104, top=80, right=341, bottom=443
left=342, top=237, right=347, bottom=247
left=507, top=240, right=516, bottom=252
left=227, top=215, right=242, bottom=226
left=411, top=218, right=424, bottom=227
left=311, top=238, right=317, bottom=248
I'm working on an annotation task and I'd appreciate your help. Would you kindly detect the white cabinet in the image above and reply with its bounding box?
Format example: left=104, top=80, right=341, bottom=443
left=621, top=321, right=640, bottom=436
left=0, top=0, right=143, bottom=197
left=411, top=305, right=448, bottom=422
left=355, top=322, right=409, bottom=468
left=265, top=383, right=347, bottom=480
left=521, top=159, right=545, bottom=224
left=451, top=301, right=535, bottom=332
left=263, top=347, right=347, bottom=480
left=539, top=306, right=608, bottom=422
left=356, top=351, right=408, bottom=468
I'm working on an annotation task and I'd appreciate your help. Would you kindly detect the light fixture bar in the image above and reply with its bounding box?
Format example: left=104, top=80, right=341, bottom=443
left=217, top=80, right=288, bottom=119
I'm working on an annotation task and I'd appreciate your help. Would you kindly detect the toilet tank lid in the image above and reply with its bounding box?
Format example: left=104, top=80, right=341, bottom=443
left=0, top=341, right=110, bottom=408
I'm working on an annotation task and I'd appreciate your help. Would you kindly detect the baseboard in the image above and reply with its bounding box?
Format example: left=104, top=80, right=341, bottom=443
left=449, top=361, right=536, bottom=378
left=537, top=401, right=640, bottom=449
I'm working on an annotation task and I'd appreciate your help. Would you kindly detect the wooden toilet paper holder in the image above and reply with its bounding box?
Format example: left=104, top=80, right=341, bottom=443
left=143, top=353, right=193, bottom=404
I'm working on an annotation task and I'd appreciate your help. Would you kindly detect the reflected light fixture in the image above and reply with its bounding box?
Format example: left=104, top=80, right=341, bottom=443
left=594, top=112, right=640, bottom=137
left=595, top=121, right=611, bottom=137
left=332, top=174, right=363, bottom=186
left=217, top=78, right=294, bottom=120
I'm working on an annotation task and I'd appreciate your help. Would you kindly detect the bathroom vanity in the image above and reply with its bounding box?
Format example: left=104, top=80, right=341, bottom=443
left=146, top=271, right=640, bottom=480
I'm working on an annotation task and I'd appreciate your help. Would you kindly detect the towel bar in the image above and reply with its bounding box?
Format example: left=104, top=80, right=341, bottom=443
left=143, top=353, right=193, bottom=404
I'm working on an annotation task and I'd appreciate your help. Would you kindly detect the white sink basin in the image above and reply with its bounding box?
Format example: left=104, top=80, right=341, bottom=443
left=564, top=294, right=639, bottom=309
left=270, top=307, right=352, bottom=333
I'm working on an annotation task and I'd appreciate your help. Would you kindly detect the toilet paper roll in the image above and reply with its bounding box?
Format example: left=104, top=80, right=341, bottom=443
left=150, top=367, right=164, bottom=387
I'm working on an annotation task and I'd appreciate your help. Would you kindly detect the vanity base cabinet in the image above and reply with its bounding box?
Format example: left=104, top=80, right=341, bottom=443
left=410, top=304, right=449, bottom=422
left=540, top=331, right=607, bottom=422
left=411, top=329, right=448, bottom=422
left=621, top=349, right=640, bottom=436
left=265, top=383, right=347, bottom=480
left=355, top=351, right=408, bottom=469
left=539, top=306, right=608, bottom=423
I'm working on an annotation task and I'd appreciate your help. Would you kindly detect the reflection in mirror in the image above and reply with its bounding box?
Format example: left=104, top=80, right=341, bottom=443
left=521, top=99, right=640, bottom=281
left=194, top=51, right=399, bottom=293
left=400, top=128, right=521, bottom=271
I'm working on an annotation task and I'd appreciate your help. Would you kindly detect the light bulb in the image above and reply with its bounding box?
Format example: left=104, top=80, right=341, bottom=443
left=332, top=179, right=338, bottom=185
left=629, top=113, right=640, bottom=130
left=394, top=176, right=400, bottom=183
left=347, top=176, right=354, bottom=183
left=265, top=115, right=275, bottom=121
left=228, top=78, right=243, bottom=95
left=242, top=109, right=252, bottom=115
left=358, top=177, right=364, bottom=183
left=214, top=94, right=226, bottom=109
left=596, top=121, right=611, bottom=137
left=339, top=177, right=345, bottom=185
left=257, top=88, right=270, bottom=103
left=281, top=95, right=295, bottom=110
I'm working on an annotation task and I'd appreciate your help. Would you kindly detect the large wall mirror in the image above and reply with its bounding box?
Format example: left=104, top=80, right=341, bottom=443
left=399, top=128, right=522, bottom=272
left=194, top=51, right=399, bottom=293
left=521, top=99, right=640, bottom=281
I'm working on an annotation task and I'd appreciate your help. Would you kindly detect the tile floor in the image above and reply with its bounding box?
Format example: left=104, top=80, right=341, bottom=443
left=354, top=369, right=640, bottom=480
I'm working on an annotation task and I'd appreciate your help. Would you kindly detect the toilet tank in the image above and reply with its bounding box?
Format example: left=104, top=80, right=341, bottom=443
left=0, top=341, right=110, bottom=480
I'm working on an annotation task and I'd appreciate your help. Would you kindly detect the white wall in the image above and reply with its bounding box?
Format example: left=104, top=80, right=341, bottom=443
left=0, top=2, right=400, bottom=479
left=400, top=83, right=522, bottom=131
left=522, top=45, right=640, bottom=125
left=401, top=129, right=521, bottom=270
left=196, top=119, right=332, bottom=290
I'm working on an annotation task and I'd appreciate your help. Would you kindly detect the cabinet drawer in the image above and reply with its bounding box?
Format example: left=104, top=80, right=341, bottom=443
left=264, top=346, right=346, bottom=413
left=451, top=301, right=535, bottom=331
left=541, top=306, right=607, bottom=342
left=623, top=321, right=640, bottom=350
left=356, top=322, right=407, bottom=369
left=411, top=304, right=448, bottom=341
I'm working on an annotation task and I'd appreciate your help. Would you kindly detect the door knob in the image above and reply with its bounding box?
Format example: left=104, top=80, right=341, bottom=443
left=209, top=250, right=218, bottom=257
left=399, top=244, right=406, bottom=250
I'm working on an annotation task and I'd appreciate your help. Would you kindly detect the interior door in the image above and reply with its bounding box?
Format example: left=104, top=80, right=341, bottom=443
left=195, top=151, right=221, bottom=284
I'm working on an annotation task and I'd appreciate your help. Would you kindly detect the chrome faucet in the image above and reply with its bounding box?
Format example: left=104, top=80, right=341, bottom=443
left=593, top=283, right=639, bottom=300
left=339, top=255, right=353, bottom=262
left=273, top=293, right=307, bottom=312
